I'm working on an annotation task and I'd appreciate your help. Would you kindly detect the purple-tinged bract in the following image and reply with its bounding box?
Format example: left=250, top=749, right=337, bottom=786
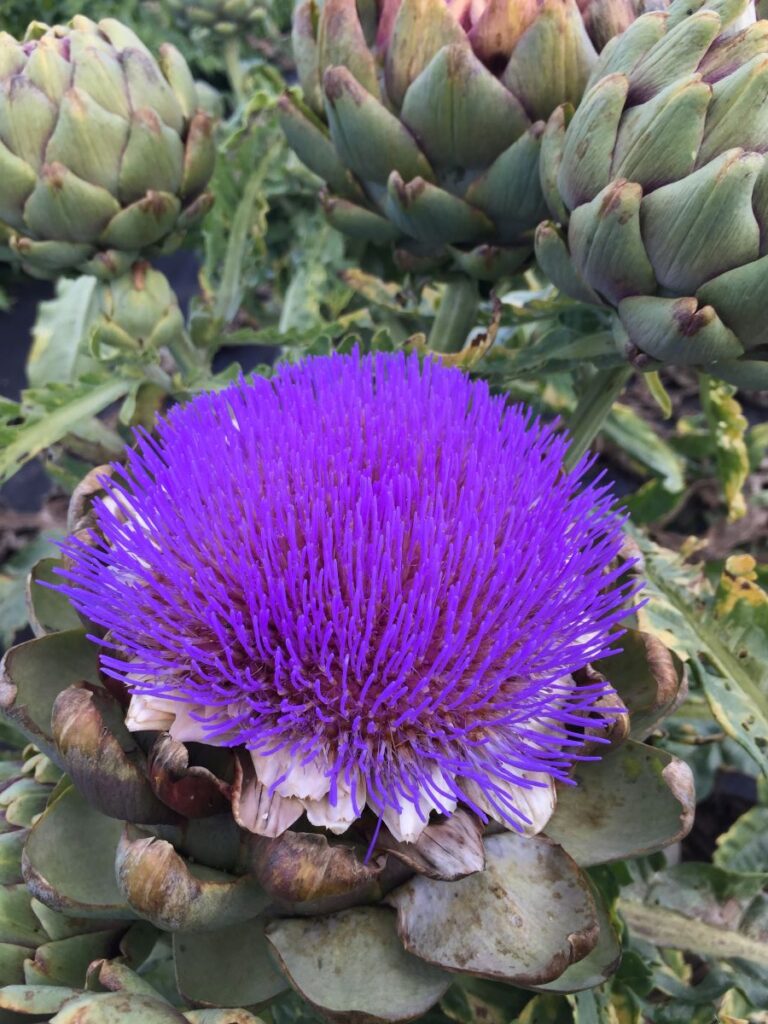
left=57, top=352, right=636, bottom=841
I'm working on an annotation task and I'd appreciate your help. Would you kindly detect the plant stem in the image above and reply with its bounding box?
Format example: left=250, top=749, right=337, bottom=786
left=168, top=330, right=207, bottom=379
left=428, top=276, right=479, bottom=354
left=223, top=37, right=246, bottom=106
left=564, top=364, right=633, bottom=471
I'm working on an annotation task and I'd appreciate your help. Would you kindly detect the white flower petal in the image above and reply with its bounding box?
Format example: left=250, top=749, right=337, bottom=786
left=382, top=800, right=430, bottom=843
left=275, top=760, right=332, bottom=802
left=167, top=702, right=214, bottom=744
left=124, top=692, right=214, bottom=744
left=461, top=771, right=556, bottom=836
left=304, top=771, right=365, bottom=835
left=124, top=694, right=176, bottom=732
left=425, top=767, right=458, bottom=816
left=251, top=748, right=295, bottom=790
left=237, top=780, right=304, bottom=838
left=514, top=774, right=557, bottom=836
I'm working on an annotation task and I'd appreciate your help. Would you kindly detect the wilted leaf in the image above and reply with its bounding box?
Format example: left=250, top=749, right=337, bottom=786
left=633, top=533, right=768, bottom=776
left=700, top=375, right=749, bottom=522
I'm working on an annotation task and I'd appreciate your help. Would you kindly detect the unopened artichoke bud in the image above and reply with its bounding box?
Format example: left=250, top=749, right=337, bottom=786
left=280, top=0, right=661, bottom=280
left=89, top=262, right=186, bottom=360
left=0, top=353, right=688, bottom=1015
left=0, top=17, right=216, bottom=280
left=536, top=4, right=768, bottom=387
left=163, top=0, right=269, bottom=37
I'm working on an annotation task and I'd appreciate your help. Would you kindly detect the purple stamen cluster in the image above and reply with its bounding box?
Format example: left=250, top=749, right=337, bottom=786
left=57, top=352, right=636, bottom=830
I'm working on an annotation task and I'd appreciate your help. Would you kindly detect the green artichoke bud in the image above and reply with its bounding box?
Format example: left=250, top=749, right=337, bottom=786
left=162, top=0, right=269, bottom=37
left=0, top=468, right=697, bottom=1021
left=0, top=17, right=216, bottom=280
left=536, top=1, right=768, bottom=387
left=88, top=263, right=186, bottom=362
left=280, top=0, right=661, bottom=279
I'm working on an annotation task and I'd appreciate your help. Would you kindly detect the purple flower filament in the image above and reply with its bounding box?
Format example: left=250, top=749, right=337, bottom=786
left=56, top=352, right=637, bottom=840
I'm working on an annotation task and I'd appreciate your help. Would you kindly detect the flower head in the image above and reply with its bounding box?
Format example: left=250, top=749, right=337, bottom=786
left=57, top=352, right=636, bottom=842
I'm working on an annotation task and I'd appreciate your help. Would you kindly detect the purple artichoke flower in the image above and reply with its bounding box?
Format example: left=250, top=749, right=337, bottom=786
left=56, top=352, right=636, bottom=843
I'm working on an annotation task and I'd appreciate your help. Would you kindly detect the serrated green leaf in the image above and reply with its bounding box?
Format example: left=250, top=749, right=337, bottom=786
left=0, top=533, right=66, bottom=649
left=714, top=806, right=768, bottom=873
left=633, top=533, right=768, bottom=776
left=620, top=864, right=768, bottom=967
left=605, top=404, right=686, bottom=491
left=278, top=216, right=348, bottom=335
left=27, top=276, right=100, bottom=387
left=0, top=377, right=132, bottom=486
left=624, top=478, right=686, bottom=525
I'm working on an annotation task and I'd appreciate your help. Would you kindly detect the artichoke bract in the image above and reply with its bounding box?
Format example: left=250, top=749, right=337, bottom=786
left=0, top=17, right=216, bottom=280
left=280, top=0, right=657, bottom=280
left=0, top=353, right=695, bottom=1018
left=536, top=0, right=768, bottom=387
left=0, top=744, right=136, bottom=1003
left=0, top=744, right=262, bottom=1020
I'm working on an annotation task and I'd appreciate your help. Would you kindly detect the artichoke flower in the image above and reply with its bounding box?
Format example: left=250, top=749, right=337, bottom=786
left=535, top=0, right=768, bottom=387
left=279, top=0, right=658, bottom=279
left=0, top=17, right=216, bottom=280
left=0, top=353, right=695, bottom=1017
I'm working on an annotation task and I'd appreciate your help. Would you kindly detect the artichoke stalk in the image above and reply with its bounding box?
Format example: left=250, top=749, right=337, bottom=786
left=280, top=0, right=660, bottom=280
left=0, top=354, right=696, bottom=1020
left=0, top=17, right=216, bottom=280
left=535, top=0, right=768, bottom=387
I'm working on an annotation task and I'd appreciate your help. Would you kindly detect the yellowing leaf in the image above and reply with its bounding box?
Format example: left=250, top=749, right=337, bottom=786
left=701, top=375, right=749, bottom=522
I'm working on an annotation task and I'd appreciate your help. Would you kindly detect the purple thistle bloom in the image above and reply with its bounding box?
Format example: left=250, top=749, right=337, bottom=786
left=56, top=352, right=637, bottom=842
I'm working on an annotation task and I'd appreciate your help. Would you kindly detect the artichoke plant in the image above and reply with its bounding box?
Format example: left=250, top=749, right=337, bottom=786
left=280, top=0, right=660, bottom=279
left=163, top=0, right=268, bottom=37
left=0, top=17, right=216, bottom=280
left=535, top=0, right=768, bottom=387
left=0, top=352, right=695, bottom=1017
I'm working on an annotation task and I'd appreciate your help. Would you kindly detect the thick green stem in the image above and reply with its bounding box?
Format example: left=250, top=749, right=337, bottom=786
left=428, top=276, right=480, bottom=354
left=223, top=37, right=246, bottom=106
left=564, top=365, right=633, bottom=471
